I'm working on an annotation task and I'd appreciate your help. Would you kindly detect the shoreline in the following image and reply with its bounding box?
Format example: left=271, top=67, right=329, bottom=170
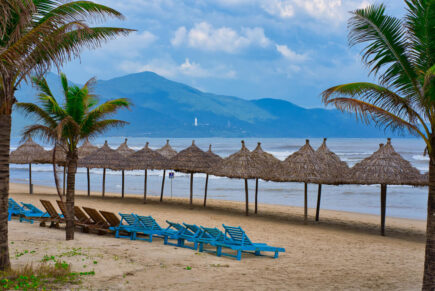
left=7, top=182, right=425, bottom=289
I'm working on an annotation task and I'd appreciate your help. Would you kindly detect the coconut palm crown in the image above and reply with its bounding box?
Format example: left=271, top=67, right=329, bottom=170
left=321, top=1, right=434, bottom=288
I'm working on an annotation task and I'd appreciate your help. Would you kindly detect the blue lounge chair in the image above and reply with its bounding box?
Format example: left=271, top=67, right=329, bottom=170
left=197, top=226, right=226, bottom=253
left=8, top=199, right=34, bottom=223
left=109, top=213, right=141, bottom=240
left=215, top=224, right=286, bottom=260
left=133, top=215, right=177, bottom=242
left=163, top=221, right=202, bottom=250
left=21, top=202, right=50, bottom=218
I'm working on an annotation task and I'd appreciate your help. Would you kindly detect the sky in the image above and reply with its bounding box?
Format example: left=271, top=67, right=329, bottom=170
left=59, top=0, right=405, bottom=108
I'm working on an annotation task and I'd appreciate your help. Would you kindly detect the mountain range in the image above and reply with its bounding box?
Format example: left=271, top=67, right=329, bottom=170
left=11, top=71, right=397, bottom=138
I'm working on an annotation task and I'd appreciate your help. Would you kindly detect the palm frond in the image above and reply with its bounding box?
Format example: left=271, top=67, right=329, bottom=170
left=60, top=72, right=69, bottom=101
left=81, top=119, right=128, bottom=138
left=349, top=4, right=422, bottom=98
left=31, top=76, right=54, bottom=98
left=22, top=124, right=57, bottom=144
left=14, top=102, right=57, bottom=128
left=325, top=97, right=427, bottom=141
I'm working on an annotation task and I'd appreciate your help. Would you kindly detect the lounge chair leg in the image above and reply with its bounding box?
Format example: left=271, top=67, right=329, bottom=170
left=178, top=239, right=184, bottom=247
left=255, top=250, right=261, bottom=256
left=237, top=250, right=242, bottom=261
left=149, top=235, right=153, bottom=242
left=193, top=242, right=198, bottom=250
left=274, top=251, right=279, bottom=259
left=164, top=237, right=168, bottom=245
left=199, top=243, right=204, bottom=252
left=217, top=246, right=222, bottom=257
left=115, top=230, right=120, bottom=238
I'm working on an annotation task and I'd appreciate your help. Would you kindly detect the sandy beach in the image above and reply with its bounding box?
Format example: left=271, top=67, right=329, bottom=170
left=8, top=182, right=425, bottom=290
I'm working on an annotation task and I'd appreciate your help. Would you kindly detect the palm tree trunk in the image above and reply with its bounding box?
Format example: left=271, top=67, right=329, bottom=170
left=0, top=114, right=11, bottom=270
left=423, top=147, right=435, bottom=290
left=62, top=166, right=66, bottom=195
left=203, top=174, right=209, bottom=207
left=65, top=152, right=78, bottom=240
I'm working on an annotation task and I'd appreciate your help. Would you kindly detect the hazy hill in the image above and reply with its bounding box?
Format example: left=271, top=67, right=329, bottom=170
left=12, top=71, right=394, bottom=138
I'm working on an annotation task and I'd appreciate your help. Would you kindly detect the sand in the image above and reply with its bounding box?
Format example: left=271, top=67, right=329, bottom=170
left=7, top=182, right=425, bottom=290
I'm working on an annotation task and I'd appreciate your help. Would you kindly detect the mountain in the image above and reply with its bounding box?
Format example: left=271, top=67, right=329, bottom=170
left=12, top=71, right=397, bottom=138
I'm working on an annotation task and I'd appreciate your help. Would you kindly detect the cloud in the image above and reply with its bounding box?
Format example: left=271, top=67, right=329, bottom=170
left=171, top=22, right=271, bottom=53
left=262, top=0, right=294, bottom=18
left=93, top=31, right=157, bottom=58
left=276, top=44, right=308, bottom=62
left=118, top=58, right=237, bottom=79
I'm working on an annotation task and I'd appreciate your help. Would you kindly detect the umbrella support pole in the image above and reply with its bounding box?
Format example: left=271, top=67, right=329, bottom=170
left=315, top=184, right=322, bottom=221
left=102, top=168, right=106, bottom=197
left=87, top=168, right=90, bottom=197
left=381, top=184, right=387, bottom=236
left=122, top=170, right=125, bottom=198
left=160, top=170, right=166, bottom=202
left=255, top=178, right=258, bottom=214
left=304, top=183, right=308, bottom=224
left=62, top=166, right=66, bottom=196
left=190, top=173, right=193, bottom=208
left=244, top=179, right=249, bottom=216
left=143, top=169, right=147, bottom=203
left=203, top=174, right=209, bottom=207
left=29, top=163, right=33, bottom=194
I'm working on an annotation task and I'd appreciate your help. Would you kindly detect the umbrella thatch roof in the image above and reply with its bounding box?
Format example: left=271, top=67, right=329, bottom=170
left=78, top=141, right=126, bottom=170
left=156, top=139, right=177, bottom=159
left=251, top=142, right=282, bottom=181
left=116, top=138, right=135, bottom=157
left=41, top=144, right=67, bottom=165
left=78, top=139, right=99, bottom=160
left=280, top=139, right=324, bottom=183
left=206, top=145, right=223, bottom=163
left=125, top=142, right=168, bottom=170
left=212, top=140, right=272, bottom=179
left=316, top=138, right=350, bottom=185
left=348, top=138, right=423, bottom=185
left=170, top=141, right=220, bottom=174
left=10, top=137, right=47, bottom=164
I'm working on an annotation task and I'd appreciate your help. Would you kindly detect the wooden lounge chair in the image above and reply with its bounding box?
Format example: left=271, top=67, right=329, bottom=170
left=74, top=206, right=92, bottom=224
left=214, top=225, right=286, bottom=260
left=39, top=200, right=65, bottom=228
left=99, top=211, right=121, bottom=228
left=56, top=201, right=90, bottom=232
left=82, top=207, right=110, bottom=234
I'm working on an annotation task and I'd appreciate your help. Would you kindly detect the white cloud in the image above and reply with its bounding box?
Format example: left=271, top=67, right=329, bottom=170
left=171, top=27, right=187, bottom=46
left=262, top=0, right=294, bottom=18
left=172, top=22, right=271, bottom=53
left=94, top=31, right=157, bottom=58
left=118, top=58, right=237, bottom=79
left=276, top=44, right=308, bottom=62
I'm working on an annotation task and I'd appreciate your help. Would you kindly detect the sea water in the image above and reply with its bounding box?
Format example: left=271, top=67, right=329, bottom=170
left=9, top=137, right=428, bottom=220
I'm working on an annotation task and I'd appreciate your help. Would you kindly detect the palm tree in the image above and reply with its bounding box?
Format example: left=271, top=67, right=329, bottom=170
left=321, top=1, right=434, bottom=289
left=16, top=73, right=130, bottom=241
left=0, top=1, right=132, bottom=270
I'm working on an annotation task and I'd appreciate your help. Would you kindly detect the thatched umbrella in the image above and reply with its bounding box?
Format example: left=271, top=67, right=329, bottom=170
left=280, top=139, right=324, bottom=223
left=348, top=138, right=423, bottom=235
left=116, top=138, right=135, bottom=198
left=170, top=141, right=220, bottom=208
left=9, top=137, right=46, bottom=194
left=213, top=140, right=268, bottom=216
left=156, top=140, right=177, bottom=201
left=315, top=138, right=350, bottom=221
left=126, top=142, right=168, bottom=203
left=251, top=142, right=281, bottom=214
left=79, top=141, right=126, bottom=197
left=203, top=145, right=223, bottom=207
left=78, top=139, right=99, bottom=197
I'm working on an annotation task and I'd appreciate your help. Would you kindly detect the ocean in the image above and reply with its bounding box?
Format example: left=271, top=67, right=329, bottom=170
left=9, top=137, right=429, bottom=220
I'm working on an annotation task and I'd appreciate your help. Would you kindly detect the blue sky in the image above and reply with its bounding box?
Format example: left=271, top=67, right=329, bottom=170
left=60, top=0, right=405, bottom=108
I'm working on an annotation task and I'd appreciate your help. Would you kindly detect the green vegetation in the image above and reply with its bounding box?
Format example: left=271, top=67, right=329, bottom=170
left=321, top=0, right=435, bottom=288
